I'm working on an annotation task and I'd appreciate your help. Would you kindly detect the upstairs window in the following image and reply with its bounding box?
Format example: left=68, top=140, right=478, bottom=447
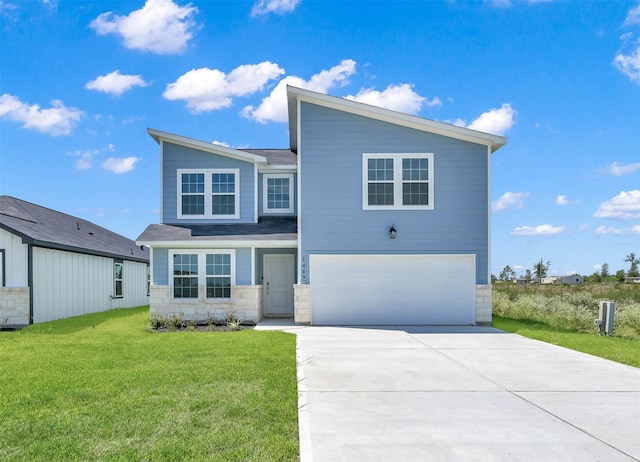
left=362, top=153, right=433, bottom=210
left=177, top=169, right=240, bottom=219
left=263, top=174, right=294, bottom=213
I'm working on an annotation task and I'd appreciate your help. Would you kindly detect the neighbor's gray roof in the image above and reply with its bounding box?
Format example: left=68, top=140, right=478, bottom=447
left=0, top=196, right=149, bottom=263
left=240, top=149, right=296, bottom=166
left=137, top=217, right=297, bottom=243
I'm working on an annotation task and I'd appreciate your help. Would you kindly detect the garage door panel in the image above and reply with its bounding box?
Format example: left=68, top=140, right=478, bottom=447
left=310, top=254, right=475, bottom=325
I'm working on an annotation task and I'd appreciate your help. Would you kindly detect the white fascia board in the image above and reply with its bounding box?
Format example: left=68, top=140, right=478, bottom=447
left=296, top=96, right=303, bottom=285
left=147, top=128, right=268, bottom=164
left=257, top=165, right=297, bottom=173
left=136, top=239, right=298, bottom=248
left=286, top=86, right=507, bottom=153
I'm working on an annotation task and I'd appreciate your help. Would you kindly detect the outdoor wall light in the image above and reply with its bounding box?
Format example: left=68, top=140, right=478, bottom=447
left=389, top=225, right=397, bottom=239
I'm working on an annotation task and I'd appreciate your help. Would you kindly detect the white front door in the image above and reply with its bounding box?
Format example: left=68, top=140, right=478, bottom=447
left=264, top=254, right=295, bottom=316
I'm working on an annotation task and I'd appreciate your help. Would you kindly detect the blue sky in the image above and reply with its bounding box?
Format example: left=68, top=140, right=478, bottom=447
left=1, top=0, right=639, bottom=278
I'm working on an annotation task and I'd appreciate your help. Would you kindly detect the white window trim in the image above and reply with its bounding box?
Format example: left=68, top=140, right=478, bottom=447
left=362, top=153, right=434, bottom=211
left=169, top=250, right=236, bottom=300
left=114, top=260, right=124, bottom=298
left=263, top=173, right=294, bottom=214
left=177, top=169, right=240, bottom=219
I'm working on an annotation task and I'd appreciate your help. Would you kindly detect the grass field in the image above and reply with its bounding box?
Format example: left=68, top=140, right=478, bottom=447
left=492, top=315, right=640, bottom=368
left=0, top=307, right=299, bottom=461
left=492, top=284, right=640, bottom=368
left=493, top=283, right=640, bottom=339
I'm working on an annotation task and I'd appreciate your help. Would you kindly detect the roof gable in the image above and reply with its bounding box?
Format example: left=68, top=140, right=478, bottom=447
left=0, top=196, right=149, bottom=262
left=286, top=85, right=507, bottom=153
left=148, top=128, right=269, bottom=164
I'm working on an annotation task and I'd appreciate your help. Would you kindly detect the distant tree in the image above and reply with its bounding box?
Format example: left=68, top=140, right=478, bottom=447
left=491, top=274, right=497, bottom=284
left=589, top=272, right=601, bottom=283
left=600, top=263, right=609, bottom=278
left=533, top=258, right=550, bottom=279
left=499, top=265, right=516, bottom=282
left=524, top=269, right=532, bottom=281
left=625, top=252, right=640, bottom=277
left=616, top=269, right=626, bottom=282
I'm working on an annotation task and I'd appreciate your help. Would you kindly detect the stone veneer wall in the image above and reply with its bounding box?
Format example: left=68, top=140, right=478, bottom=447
left=476, top=284, right=492, bottom=325
left=150, top=285, right=263, bottom=324
left=0, top=287, right=30, bottom=326
left=293, top=284, right=310, bottom=324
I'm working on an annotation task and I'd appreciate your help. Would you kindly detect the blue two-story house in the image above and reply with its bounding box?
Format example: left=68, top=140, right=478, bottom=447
left=137, top=86, right=506, bottom=326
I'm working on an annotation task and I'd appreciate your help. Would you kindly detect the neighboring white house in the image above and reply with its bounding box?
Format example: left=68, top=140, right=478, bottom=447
left=0, top=196, right=149, bottom=326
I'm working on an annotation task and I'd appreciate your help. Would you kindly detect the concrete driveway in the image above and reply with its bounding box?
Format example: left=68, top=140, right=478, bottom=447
left=291, top=325, right=640, bottom=461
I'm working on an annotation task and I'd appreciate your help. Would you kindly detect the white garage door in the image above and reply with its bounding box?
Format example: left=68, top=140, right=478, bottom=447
left=309, top=254, right=476, bottom=325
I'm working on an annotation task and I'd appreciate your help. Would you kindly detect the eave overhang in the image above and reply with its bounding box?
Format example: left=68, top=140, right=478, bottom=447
left=286, top=85, right=507, bottom=153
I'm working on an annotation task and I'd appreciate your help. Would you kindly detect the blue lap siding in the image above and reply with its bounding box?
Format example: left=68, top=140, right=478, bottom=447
left=299, top=102, right=490, bottom=284
left=161, top=142, right=255, bottom=224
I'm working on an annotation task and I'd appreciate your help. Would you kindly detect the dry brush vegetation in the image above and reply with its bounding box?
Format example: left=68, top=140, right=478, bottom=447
left=493, top=284, right=640, bottom=339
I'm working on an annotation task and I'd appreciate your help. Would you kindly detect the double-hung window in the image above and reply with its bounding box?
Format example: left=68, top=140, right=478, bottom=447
left=173, top=253, right=199, bottom=299
left=206, top=254, right=231, bottom=298
left=177, top=169, right=240, bottom=219
left=263, top=174, right=294, bottom=213
left=171, top=250, right=235, bottom=300
left=362, top=153, right=433, bottom=210
left=113, top=260, right=123, bottom=298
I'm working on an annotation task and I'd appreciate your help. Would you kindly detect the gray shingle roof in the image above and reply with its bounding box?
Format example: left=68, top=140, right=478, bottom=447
left=137, top=217, right=297, bottom=242
left=240, top=149, right=296, bottom=166
left=0, top=196, right=149, bottom=263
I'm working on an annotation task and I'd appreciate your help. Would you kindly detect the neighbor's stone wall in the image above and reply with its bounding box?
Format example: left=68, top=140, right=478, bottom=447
left=294, top=284, right=310, bottom=325
left=476, top=284, right=492, bottom=325
left=150, top=285, right=263, bottom=324
left=0, top=287, right=30, bottom=326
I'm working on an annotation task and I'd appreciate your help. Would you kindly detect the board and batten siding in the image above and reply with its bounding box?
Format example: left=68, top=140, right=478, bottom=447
left=32, top=247, right=148, bottom=323
left=162, top=142, right=255, bottom=224
left=0, top=228, right=28, bottom=287
left=298, top=102, right=490, bottom=284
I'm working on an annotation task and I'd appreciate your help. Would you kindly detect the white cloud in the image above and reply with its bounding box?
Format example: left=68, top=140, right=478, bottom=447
left=488, top=0, right=512, bottom=7
left=613, top=36, right=640, bottom=84
left=598, top=161, right=640, bottom=176
left=594, top=190, right=640, bottom=220
left=251, top=0, right=300, bottom=16
left=492, top=191, right=529, bottom=212
left=595, top=225, right=640, bottom=235
left=90, top=0, right=198, bottom=55
left=576, top=224, right=589, bottom=232
left=85, top=70, right=149, bottom=96
left=345, top=83, right=439, bottom=115
left=467, top=103, right=517, bottom=135
left=511, top=224, right=565, bottom=235
left=102, top=156, right=141, bottom=174
left=164, top=62, right=284, bottom=113
left=555, top=194, right=579, bottom=205
left=0, top=93, right=82, bottom=136
left=68, top=149, right=98, bottom=170
left=211, top=140, right=230, bottom=147
left=242, top=59, right=356, bottom=123
left=624, top=1, right=640, bottom=26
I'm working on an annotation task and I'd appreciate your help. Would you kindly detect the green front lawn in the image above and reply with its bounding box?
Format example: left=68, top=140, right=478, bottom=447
left=0, top=307, right=299, bottom=461
left=493, top=315, right=640, bottom=368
